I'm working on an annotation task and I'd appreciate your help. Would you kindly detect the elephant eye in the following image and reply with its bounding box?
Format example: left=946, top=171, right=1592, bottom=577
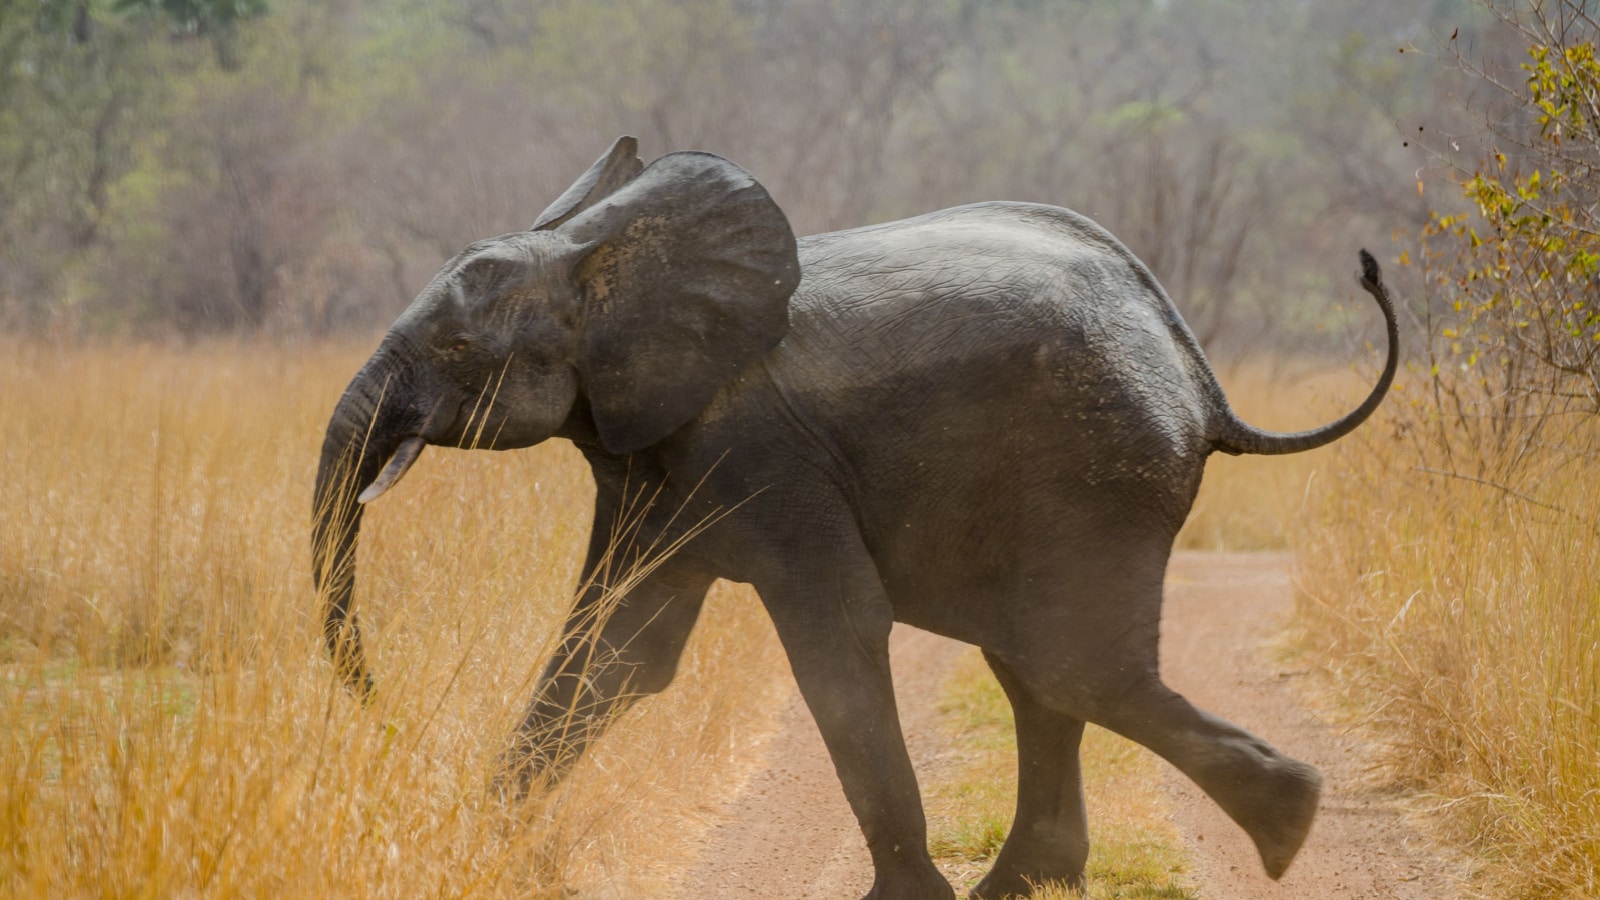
left=444, top=335, right=472, bottom=354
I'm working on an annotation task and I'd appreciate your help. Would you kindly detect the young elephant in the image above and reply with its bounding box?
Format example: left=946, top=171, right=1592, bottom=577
left=312, top=137, right=1397, bottom=899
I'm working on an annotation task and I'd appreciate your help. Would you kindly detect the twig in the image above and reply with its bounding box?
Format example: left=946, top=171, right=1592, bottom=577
left=1412, top=465, right=1569, bottom=514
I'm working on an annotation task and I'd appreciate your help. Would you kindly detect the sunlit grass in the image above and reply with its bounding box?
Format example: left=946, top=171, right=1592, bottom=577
left=0, top=337, right=786, bottom=896
left=1295, top=382, right=1600, bottom=898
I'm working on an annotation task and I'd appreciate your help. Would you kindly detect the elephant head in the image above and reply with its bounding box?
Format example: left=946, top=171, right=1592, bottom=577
left=310, top=137, right=801, bottom=698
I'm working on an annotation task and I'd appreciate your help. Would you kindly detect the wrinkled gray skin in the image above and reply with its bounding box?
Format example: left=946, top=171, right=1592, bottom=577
left=312, top=137, right=1398, bottom=899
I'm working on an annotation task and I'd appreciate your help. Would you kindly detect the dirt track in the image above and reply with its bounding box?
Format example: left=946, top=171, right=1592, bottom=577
left=672, top=552, right=1464, bottom=899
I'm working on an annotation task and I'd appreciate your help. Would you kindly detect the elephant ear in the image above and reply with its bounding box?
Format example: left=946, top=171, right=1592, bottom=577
left=559, top=151, right=800, bottom=455
left=530, top=136, right=644, bottom=230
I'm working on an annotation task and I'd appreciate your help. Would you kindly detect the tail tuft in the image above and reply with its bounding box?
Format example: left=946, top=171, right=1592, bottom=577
left=1358, top=248, right=1382, bottom=293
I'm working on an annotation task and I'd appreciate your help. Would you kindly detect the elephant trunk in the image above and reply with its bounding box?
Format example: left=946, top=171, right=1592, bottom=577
left=311, top=346, right=423, bottom=701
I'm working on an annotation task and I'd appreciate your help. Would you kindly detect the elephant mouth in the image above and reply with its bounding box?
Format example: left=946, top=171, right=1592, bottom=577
left=357, top=435, right=427, bottom=504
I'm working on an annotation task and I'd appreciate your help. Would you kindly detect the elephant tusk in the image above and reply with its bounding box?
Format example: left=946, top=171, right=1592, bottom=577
left=358, top=436, right=426, bottom=504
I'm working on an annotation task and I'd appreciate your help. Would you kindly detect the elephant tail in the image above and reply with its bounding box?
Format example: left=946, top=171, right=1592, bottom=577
left=1210, top=249, right=1399, bottom=457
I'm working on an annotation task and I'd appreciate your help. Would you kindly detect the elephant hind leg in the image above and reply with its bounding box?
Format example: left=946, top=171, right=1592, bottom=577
left=1090, top=678, right=1321, bottom=880
left=1000, top=548, right=1320, bottom=883
left=970, top=651, right=1089, bottom=900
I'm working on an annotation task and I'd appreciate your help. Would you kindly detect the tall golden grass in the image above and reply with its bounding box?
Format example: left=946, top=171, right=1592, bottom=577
left=1296, top=378, right=1600, bottom=898
left=0, top=338, right=786, bottom=897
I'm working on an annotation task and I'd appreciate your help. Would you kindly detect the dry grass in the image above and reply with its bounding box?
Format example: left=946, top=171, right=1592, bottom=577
left=0, top=337, right=787, bottom=897
left=1295, top=380, right=1600, bottom=898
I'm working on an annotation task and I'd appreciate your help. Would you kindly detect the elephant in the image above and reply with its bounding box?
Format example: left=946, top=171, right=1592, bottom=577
left=311, top=136, right=1397, bottom=899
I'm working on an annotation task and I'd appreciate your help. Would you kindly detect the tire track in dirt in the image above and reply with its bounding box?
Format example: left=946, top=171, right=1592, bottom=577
left=672, top=552, right=1464, bottom=899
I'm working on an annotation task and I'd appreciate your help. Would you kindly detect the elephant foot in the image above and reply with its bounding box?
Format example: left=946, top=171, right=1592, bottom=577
left=969, top=868, right=1084, bottom=899
left=969, top=829, right=1088, bottom=899
left=1229, top=756, right=1322, bottom=880
left=862, top=860, right=956, bottom=900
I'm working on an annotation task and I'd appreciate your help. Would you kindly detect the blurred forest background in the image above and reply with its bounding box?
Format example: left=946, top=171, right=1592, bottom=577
left=1, top=0, right=1498, bottom=352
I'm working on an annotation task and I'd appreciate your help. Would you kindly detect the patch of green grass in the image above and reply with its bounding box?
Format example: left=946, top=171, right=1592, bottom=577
left=3, top=663, right=202, bottom=788
left=927, top=650, right=1196, bottom=899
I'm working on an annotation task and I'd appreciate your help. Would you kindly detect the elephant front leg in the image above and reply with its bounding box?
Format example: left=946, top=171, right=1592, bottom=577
left=499, top=565, right=713, bottom=798
left=758, top=547, right=955, bottom=900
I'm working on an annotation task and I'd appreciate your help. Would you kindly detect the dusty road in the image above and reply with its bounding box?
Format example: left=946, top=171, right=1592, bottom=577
left=672, top=552, right=1463, bottom=898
